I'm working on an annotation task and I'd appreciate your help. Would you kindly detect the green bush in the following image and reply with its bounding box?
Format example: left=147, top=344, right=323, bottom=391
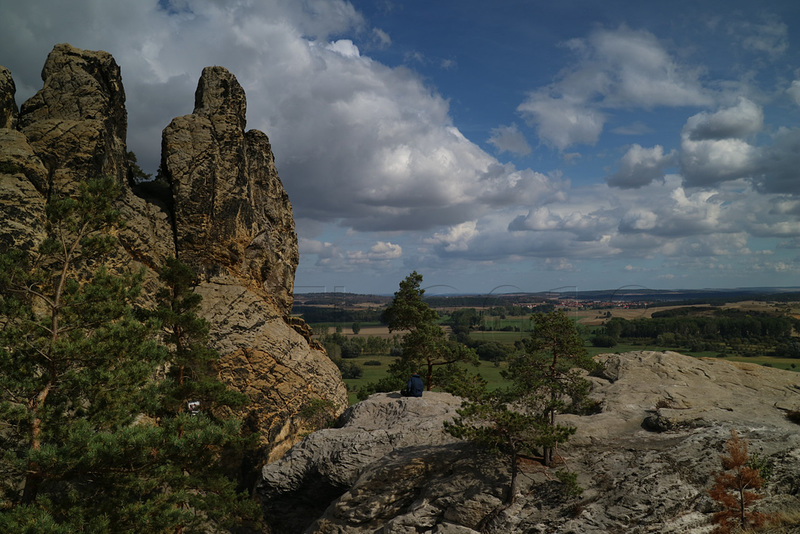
left=591, top=334, right=617, bottom=348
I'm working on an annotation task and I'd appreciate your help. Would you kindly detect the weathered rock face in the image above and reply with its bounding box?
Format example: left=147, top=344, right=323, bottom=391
left=19, top=43, right=128, bottom=193
left=198, top=281, right=347, bottom=458
left=159, top=65, right=343, bottom=454
left=0, top=66, right=17, bottom=129
left=0, top=129, right=47, bottom=252
left=162, top=66, right=298, bottom=314
left=260, top=352, right=800, bottom=534
left=0, top=44, right=347, bottom=461
left=258, top=392, right=464, bottom=533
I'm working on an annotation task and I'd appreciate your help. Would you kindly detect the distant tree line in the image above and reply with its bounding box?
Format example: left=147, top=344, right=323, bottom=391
left=595, top=308, right=799, bottom=356
left=315, top=331, right=402, bottom=380
left=292, top=306, right=383, bottom=324
left=605, top=310, right=795, bottom=340
left=447, top=308, right=518, bottom=363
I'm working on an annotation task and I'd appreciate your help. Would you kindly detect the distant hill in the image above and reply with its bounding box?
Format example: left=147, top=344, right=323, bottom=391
left=293, top=287, right=800, bottom=313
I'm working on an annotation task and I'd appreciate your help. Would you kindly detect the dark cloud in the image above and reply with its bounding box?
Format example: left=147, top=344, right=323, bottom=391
left=606, top=144, right=676, bottom=189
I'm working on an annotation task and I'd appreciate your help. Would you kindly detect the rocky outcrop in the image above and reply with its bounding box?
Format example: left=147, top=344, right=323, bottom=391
left=259, top=352, right=800, bottom=533
left=161, top=66, right=298, bottom=314
left=0, top=66, right=17, bottom=128
left=0, top=129, right=47, bottom=252
left=0, top=44, right=347, bottom=460
left=199, top=281, right=347, bottom=458
left=18, top=43, right=128, bottom=193
left=258, top=392, right=464, bottom=532
left=159, top=65, right=345, bottom=453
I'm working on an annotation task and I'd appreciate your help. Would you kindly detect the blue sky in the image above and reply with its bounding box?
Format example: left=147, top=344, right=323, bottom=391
left=2, top=1, right=800, bottom=295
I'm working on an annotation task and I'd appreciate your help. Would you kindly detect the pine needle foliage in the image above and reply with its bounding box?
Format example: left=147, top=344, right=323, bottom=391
left=708, top=429, right=769, bottom=534
left=512, top=310, right=597, bottom=465
left=0, top=177, right=259, bottom=532
left=380, top=271, right=477, bottom=390
left=444, top=376, right=542, bottom=504
left=445, top=310, right=595, bottom=503
left=150, top=257, right=250, bottom=416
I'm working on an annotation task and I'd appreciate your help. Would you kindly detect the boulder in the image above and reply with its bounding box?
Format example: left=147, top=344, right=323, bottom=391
left=258, top=392, right=464, bottom=532
left=566, top=351, right=800, bottom=442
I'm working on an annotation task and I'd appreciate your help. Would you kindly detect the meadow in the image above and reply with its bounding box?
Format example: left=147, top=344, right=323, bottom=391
left=316, top=301, right=800, bottom=404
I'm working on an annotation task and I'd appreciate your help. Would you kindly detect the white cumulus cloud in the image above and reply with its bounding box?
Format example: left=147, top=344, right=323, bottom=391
left=518, top=26, right=711, bottom=150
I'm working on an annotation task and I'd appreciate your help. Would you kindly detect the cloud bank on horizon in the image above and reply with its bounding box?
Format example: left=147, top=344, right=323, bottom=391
left=1, top=0, right=799, bottom=294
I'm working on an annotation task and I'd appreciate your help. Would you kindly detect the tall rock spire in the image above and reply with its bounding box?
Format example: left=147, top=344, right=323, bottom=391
left=162, top=66, right=298, bottom=314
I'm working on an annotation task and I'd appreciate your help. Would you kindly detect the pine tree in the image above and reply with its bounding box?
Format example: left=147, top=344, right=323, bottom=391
left=148, top=256, right=260, bottom=532
left=0, top=177, right=259, bottom=532
left=0, top=176, right=168, bottom=529
left=708, top=429, right=769, bottom=533
left=379, top=271, right=477, bottom=390
left=511, top=310, right=596, bottom=465
left=444, top=375, right=542, bottom=504
left=445, top=310, right=595, bottom=503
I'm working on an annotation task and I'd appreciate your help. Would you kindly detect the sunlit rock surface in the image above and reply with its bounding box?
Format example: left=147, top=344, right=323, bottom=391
left=260, top=352, right=800, bottom=533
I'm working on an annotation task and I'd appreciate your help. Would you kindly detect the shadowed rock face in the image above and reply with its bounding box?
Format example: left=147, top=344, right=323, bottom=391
left=0, top=66, right=17, bottom=129
left=259, top=352, right=800, bottom=534
left=0, top=44, right=347, bottom=460
left=259, top=392, right=465, bottom=533
left=162, top=66, right=298, bottom=314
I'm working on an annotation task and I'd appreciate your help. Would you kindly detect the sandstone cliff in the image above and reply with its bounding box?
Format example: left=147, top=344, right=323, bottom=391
left=259, top=351, right=800, bottom=533
left=0, top=43, right=348, bottom=460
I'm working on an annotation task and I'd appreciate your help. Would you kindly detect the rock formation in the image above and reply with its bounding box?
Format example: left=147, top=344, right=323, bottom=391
left=259, top=352, right=800, bottom=533
left=161, top=66, right=298, bottom=313
left=0, top=66, right=17, bottom=129
left=259, top=392, right=463, bottom=532
left=0, top=44, right=347, bottom=460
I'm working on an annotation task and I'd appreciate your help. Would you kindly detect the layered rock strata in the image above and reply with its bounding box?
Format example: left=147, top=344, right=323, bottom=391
left=0, top=43, right=347, bottom=459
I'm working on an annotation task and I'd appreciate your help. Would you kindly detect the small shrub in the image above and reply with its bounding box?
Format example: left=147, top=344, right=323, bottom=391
left=0, top=161, right=22, bottom=174
left=340, top=340, right=362, bottom=359
left=363, top=360, right=382, bottom=366
left=335, top=359, right=363, bottom=379
left=556, top=470, right=583, bottom=497
left=591, top=334, right=617, bottom=348
left=747, top=452, right=773, bottom=483
left=655, top=398, right=676, bottom=409
left=298, top=398, right=336, bottom=429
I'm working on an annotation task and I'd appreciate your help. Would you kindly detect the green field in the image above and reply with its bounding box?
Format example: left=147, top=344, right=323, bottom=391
left=338, top=343, right=799, bottom=404
left=317, top=307, right=800, bottom=404
left=340, top=354, right=509, bottom=405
